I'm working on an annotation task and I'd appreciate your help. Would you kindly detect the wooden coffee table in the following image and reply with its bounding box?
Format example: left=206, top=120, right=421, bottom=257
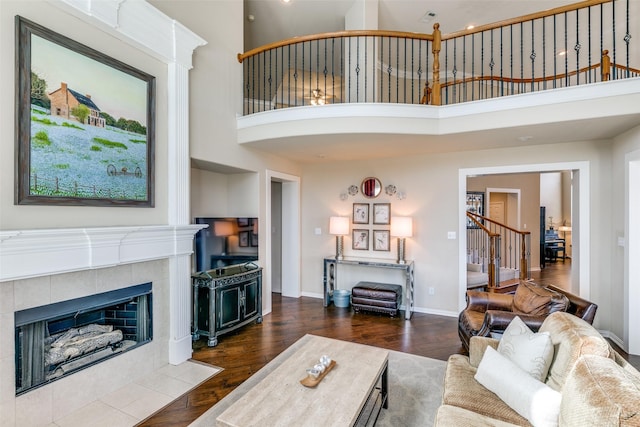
left=216, top=335, right=389, bottom=427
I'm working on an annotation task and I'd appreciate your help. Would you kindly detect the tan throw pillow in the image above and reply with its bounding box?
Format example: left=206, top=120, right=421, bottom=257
left=497, top=316, right=554, bottom=382
left=512, top=282, right=569, bottom=315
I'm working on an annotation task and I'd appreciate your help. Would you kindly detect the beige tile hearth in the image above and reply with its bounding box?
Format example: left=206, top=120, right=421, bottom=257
left=49, top=360, right=220, bottom=427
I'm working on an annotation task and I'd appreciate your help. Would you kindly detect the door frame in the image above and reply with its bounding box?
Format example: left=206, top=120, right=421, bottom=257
left=265, top=170, right=301, bottom=315
left=486, top=187, right=521, bottom=228
left=459, top=162, right=590, bottom=313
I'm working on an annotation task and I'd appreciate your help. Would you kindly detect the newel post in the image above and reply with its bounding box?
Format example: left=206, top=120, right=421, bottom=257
left=431, top=23, right=442, bottom=105
left=520, top=232, right=530, bottom=280
left=601, top=49, right=611, bottom=81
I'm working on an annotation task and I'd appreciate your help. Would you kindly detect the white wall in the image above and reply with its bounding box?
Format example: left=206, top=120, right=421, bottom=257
left=540, top=172, right=563, bottom=228
left=0, top=1, right=169, bottom=229
left=612, top=124, right=640, bottom=351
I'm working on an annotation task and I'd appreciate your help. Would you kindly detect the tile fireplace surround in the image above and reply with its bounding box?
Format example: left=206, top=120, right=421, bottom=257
left=0, top=225, right=205, bottom=425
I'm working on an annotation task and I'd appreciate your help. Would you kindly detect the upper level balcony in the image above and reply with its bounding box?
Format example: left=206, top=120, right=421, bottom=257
left=236, top=0, right=640, bottom=162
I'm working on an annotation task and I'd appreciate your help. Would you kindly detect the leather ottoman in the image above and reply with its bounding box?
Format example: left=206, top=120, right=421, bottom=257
left=351, top=282, right=402, bottom=317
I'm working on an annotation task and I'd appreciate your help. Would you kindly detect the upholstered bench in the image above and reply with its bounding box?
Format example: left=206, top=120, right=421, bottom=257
left=351, top=282, right=402, bottom=317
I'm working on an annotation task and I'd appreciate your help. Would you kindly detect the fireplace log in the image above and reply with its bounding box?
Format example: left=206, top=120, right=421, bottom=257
left=45, top=328, right=123, bottom=366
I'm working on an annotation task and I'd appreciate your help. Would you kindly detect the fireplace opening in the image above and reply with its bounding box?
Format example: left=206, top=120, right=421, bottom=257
left=15, top=283, right=152, bottom=395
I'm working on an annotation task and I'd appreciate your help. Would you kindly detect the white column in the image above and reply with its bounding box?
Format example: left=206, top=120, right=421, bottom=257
left=167, top=62, right=195, bottom=363
left=345, top=0, right=379, bottom=102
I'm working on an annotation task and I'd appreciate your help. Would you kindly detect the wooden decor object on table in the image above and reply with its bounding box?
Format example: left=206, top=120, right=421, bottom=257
left=300, top=360, right=337, bottom=388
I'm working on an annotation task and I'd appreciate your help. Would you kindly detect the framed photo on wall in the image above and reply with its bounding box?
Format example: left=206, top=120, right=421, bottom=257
left=352, top=229, right=369, bottom=250
left=15, top=16, right=156, bottom=207
left=373, top=203, right=391, bottom=225
left=353, top=203, right=369, bottom=224
left=373, top=230, right=390, bottom=251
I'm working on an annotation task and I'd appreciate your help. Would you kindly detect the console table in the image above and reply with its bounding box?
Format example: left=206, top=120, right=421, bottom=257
left=323, top=256, right=415, bottom=320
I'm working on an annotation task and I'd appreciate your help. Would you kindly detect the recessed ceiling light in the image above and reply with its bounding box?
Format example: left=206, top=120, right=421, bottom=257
left=281, top=0, right=292, bottom=3
left=466, top=25, right=475, bottom=30
left=517, top=135, right=534, bottom=142
left=557, top=50, right=567, bottom=56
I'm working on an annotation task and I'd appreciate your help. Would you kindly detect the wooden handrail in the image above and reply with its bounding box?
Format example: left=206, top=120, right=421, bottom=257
left=468, top=212, right=530, bottom=237
left=238, top=29, right=434, bottom=63
left=441, top=0, right=612, bottom=41
left=439, top=54, right=640, bottom=90
left=466, top=212, right=500, bottom=237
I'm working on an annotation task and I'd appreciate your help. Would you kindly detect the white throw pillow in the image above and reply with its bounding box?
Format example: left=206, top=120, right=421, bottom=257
left=497, top=316, right=554, bottom=382
left=475, top=346, right=561, bottom=427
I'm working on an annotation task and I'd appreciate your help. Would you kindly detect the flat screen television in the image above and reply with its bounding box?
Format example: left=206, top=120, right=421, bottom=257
left=193, top=217, right=258, bottom=272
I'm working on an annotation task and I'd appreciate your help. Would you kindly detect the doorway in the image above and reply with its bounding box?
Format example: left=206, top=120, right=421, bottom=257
left=627, top=150, right=640, bottom=354
left=265, top=170, right=301, bottom=314
left=459, top=162, right=590, bottom=313
left=271, top=181, right=283, bottom=293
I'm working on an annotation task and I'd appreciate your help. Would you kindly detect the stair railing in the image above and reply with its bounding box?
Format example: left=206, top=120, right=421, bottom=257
left=237, top=0, right=636, bottom=114
left=467, top=211, right=531, bottom=291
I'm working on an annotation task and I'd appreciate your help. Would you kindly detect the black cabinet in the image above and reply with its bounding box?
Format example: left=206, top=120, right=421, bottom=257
left=191, top=263, right=262, bottom=347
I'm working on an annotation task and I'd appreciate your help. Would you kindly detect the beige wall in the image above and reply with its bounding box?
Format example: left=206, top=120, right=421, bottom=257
left=0, top=1, right=169, bottom=229
left=300, top=140, right=617, bottom=322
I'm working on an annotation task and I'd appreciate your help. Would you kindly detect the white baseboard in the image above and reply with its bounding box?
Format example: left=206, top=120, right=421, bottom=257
left=599, top=329, right=626, bottom=351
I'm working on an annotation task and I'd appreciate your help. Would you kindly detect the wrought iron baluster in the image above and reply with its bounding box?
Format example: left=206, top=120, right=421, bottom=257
left=543, top=17, right=547, bottom=90
left=388, top=36, right=392, bottom=103
left=396, top=37, right=400, bottom=103
left=554, top=15, right=558, bottom=88
left=564, top=12, right=569, bottom=86
left=625, top=0, right=631, bottom=77
left=530, top=20, right=535, bottom=93
left=612, top=0, right=616, bottom=79
left=364, top=36, right=368, bottom=103
left=575, top=9, right=581, bottom=85
left=356, top=36, right=361, bottom=102
left=463, top=34, right=467, bottom=102
left=588, top=6, right=592, bottom=83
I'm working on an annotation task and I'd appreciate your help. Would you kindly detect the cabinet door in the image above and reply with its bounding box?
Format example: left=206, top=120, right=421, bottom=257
left=243, top=280, right=259, bottom=318
left=218, top=286, right=241, bottom=329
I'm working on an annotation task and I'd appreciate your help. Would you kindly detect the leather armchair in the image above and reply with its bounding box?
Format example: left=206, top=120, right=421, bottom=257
left=458, top=281, right=598, bottom=351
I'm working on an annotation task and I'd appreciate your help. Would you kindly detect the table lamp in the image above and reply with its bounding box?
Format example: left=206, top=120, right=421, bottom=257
left=213, top=220, right=235, bottom=255
left=391, top=216, right=413, bottom=264
left=329, top=216, right=349, bottom=260
left=558, top=225, right=571, bottom=240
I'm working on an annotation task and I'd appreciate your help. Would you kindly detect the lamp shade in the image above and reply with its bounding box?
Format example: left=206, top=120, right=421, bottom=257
left=390, top=217, right=413, bottom=237
left=329, top=216, right=349, bottom=235
left=213, top=220, right=234, bottom=237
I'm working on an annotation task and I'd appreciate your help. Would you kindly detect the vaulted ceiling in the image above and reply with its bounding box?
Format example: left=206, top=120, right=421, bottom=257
left=243, top=0, right=578, bottom=51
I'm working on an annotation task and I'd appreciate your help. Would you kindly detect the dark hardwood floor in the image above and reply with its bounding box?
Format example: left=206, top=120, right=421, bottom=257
left=138, top=259, right=636, bottom=426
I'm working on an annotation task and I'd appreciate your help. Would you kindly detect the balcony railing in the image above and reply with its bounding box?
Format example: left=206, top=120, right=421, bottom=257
left=238, top=0, right=637, bottom=115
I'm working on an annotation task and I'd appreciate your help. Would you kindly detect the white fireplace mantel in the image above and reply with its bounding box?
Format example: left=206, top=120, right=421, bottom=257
left=0, top=225, right=206, bottom=282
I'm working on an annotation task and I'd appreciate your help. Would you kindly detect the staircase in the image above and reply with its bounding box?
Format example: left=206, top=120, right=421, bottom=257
left=466, top=212, right=532, bottom=292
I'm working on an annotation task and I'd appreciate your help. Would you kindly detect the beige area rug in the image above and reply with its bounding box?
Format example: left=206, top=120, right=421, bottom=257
left=190, top=334, right=446, bottom=427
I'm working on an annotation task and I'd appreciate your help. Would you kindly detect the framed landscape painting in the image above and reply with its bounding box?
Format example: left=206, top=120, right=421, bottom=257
left=15, top=16, right=155, bottom=206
